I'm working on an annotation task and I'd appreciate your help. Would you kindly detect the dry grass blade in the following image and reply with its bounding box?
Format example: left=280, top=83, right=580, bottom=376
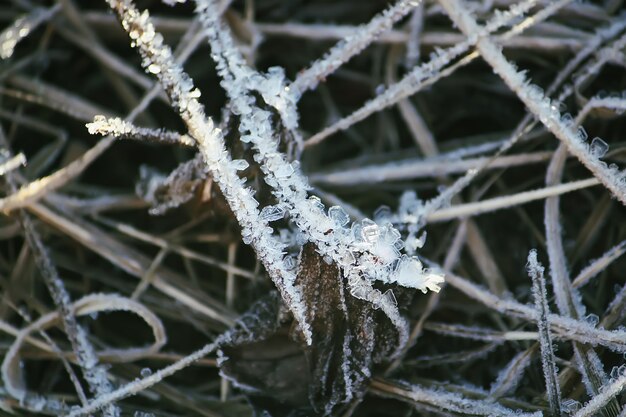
left=527, top=250, right=562, bottom=416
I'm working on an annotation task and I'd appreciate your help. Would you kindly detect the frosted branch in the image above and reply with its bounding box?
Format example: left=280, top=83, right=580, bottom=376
left=87, top=115, right=195, bottom=147
left=437, top=0, right=626, bottom=206
left=195, top=0, right=444, bottom=349
left=106, top=0, right=313, bottom=343
left=290, top=0, right=422, bottom=98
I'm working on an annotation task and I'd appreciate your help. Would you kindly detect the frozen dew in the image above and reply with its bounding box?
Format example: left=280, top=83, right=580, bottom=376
left=134, top=412, right=156, bottom=417
left=527, top=84, right=544, bottom=101
left=590, top=137, right=609, bottom=158
left=231, top=159, right=249, bottom=171
left=561, top=399, right=581, bottom=414
left=283, top=255, right=297, bottom=270
left=382, top=289, right=397, bottom=306
left=275, top=162, right=295, bottom=178
left=308, top=195, right=326, bottom=213
left=338, top=248, right=356, bottom=266
left=560, top=113, right=574, bottom=127
left=140, top=368, right=152, bottom=378
left=260, top=205, right=286, bottom=222
left=361, top=219, right=380, bottom=243
left=584, top=313, right=599, bottom=328
left=147, top=63, right=161, bottom=74
left=371, top=225, right=402, bottom=264
left=328, top=205, right=350, bottom=226
left=393, top=255, right=444, bottom=293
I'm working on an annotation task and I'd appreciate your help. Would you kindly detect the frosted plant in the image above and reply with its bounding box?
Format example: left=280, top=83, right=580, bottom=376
left=194, top=0, right=444, bottom=346
left=105, top=0, right=313, bottom=343
left=4, top=0, right=626, bottom=415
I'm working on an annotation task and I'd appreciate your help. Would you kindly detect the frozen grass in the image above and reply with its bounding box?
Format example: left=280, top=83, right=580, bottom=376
left=0, top=0, right=625, bottom=416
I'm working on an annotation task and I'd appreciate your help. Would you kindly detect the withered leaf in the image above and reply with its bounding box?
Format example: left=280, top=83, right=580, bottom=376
left=218, top=244, right=401, bottom=416
left=296, top=243, right=398, bottom=416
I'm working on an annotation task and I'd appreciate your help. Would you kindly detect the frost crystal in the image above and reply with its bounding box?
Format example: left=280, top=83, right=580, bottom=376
left=231, top=159, right=249, bottom=171
left=328, top=205, right=350, bottom=226
left=590, top=137, right=609, bottom=158
left=393, top=255, right=444, bottom=293
left=260, top=205, right=286, bottom=222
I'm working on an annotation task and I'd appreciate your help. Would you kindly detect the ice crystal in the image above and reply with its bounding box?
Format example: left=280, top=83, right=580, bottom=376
left=590, top=137, right=609, bottom=158
left=391, top=255, right=444, bottom=293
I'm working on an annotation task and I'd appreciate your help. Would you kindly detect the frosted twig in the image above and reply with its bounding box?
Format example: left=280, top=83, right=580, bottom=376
left=0, top=20, right=203, bottom=214
left=420, top=13, right=626, bottom=230
left=65, top=341, right=219, bottom=417
left=87, top=115, right=195, bottom=146
left=489, top=347, right=536, bottom=398
left=18, top=214, right=120, bottom=416
left=95, top=215, right=256, bottom=280
left=136, top=156, right=205, bottom=215
left=527, top=250, right=562, bottom=416
left=441, top=270, right=626, bottom=352
left=577, top=96, right=626, bottom=123
left=0, top=137, right=116, bottom=213
left=548, top=16, right=626, bottom=97
left=0, top=123, right=120, bottom=415
left=196, top=0, right=445, bottom=350
left=573, top=241, right=626, bottom=289
left=544, top=143, right=616, bottom=412
left=304, top=0, right=569, bottom=148
left=370, top=378, right=542, bottom=417
left=28, top=202, right=237, bottom=325
left=545, top=143, right=584, bottom=313
left=105, top=0, right=313, bottom=342
left=424, top=322, right=536, bottom=342
left=2, top=292, right=167, bottom=400
left=437, top=0, right=626, bottom=206
left=573, top=371, right=626, bottom=417
left=0, top=5, right=61, bottom=59
left=290, top=0, right=422, bottom=98
left=405, top=5, right=424, bottom=68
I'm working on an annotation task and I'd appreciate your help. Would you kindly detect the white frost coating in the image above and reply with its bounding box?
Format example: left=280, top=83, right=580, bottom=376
left=195, top=0, right=442, bottom=345
left=393, top=255, right=444, bottom=293
left=437, top=0, right=626, bottom=206
left=305, top=0, right=561, bottom=147
left=290, top=0, right=423, bottom=97
left=87, top=115, right=195, bottom=146
left=573, top=370, right=626, bottom=417
left=106, top=0, right=312, bottom=343
left=380, top=381, right=542, bottom=417
left=527, top=250, right=562, bottom=416
left=0, top=5, right=59, bottom=59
